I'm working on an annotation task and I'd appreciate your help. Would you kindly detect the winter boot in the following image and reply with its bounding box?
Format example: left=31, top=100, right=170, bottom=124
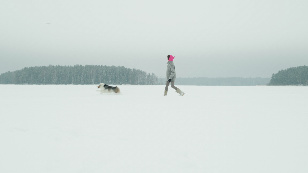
left=176, top=88, right=185, bottom=96
left=164, top=90, right=168, bottom=96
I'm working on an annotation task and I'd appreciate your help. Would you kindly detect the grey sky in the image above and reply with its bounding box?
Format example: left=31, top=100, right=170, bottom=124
left=1, top=0, right=308, bottom=78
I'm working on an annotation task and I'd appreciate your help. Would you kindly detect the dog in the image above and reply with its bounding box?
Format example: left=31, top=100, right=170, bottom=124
left=97, top=83, right=120, bottom=93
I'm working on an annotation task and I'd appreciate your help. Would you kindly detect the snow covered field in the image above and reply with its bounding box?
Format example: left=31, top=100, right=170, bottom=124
left=0, top=85, right=308, bottom=173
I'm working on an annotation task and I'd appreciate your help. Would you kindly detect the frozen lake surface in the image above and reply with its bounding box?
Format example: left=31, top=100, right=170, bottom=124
left=0, top=85, right=308, bottom=173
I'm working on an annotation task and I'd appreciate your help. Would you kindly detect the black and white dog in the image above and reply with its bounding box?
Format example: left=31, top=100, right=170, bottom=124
left=97, top=83, right=120, bottom=93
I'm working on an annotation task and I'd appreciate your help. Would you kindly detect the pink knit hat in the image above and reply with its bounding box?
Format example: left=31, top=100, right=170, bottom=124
left=169, top=55, right=175, bottom=61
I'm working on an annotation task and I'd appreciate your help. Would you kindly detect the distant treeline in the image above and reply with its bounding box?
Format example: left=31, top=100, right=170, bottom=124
left=0, top=65, right=158, bottom=85
left=159, top=77, right=270, bottom=86
left=269, top=66, right=308, bottom=86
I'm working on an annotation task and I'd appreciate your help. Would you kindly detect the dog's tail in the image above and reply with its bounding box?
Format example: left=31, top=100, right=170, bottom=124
left=114, top=86, right=120, bottom=93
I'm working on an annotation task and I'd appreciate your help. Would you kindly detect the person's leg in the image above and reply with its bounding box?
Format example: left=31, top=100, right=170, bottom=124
left=172, top=80, right=185, bottom=96
left=170, top=81, right=178, bottom=90
left=164, top=81, right=170, bottom=96
left=165, top=81, right=170, bottom=91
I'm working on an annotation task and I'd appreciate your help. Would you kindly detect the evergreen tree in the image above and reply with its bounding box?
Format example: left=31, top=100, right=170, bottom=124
left=269, top=66, right=308, bottom=86
left=0, top=65, right=159, bottom=85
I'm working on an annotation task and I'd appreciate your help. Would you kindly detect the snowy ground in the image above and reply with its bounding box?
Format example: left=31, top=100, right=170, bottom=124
left=0, top=85, right=308, bottom=173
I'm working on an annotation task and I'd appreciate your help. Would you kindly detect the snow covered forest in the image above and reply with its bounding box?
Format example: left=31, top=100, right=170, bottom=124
left=0, top=65, right=158, bottom=85
left=269, top=66, right=308, bottom=86
left=167, top=77, right=270, bottom=86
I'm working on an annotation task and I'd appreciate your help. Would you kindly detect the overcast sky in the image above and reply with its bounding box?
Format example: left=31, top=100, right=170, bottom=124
left=1, top=0, right=308, bottom=78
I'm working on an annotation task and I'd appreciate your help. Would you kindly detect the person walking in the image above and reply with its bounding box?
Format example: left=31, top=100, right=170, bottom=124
left=164, top=55, right=185, bottom=96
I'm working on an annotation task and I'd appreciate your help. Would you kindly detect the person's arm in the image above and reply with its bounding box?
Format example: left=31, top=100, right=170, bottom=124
left=168, top=64, right=176, bottom=80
